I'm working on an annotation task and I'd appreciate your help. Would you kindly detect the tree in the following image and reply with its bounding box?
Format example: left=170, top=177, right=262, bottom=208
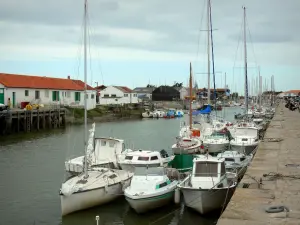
left=146, top=84, right=155, bottom=88
left=173, top=82, right=183, bottom=88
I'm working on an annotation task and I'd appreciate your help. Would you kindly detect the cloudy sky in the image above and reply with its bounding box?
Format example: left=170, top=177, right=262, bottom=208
left=0, top=0, right=299, bottom=94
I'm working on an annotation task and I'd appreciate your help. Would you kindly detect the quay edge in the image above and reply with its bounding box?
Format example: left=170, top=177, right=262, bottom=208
left=217, top=102, right=300, bottom=224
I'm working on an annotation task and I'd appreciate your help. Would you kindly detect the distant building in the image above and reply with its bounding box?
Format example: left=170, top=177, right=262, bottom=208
left=197, top=88, right=230, bottom=100
left=98, top=86, right=138, bottom=105
left=152, top=86, right=180, bottom=101
left=132, top=87, right=156, bottom=101
left=173, top=87, right=189, bottom=100
left=0, top=73, right=96, bottom=109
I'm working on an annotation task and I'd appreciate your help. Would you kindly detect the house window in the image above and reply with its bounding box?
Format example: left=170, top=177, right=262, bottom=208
left=111, top=94, right=117, bottom=98
left=67, top=91, right=71, bottom=98
left=35, top=90, right=40, bottom=99
left=45, top=90, right=49, bottom=98
left=124, top=94, right=128, bottom=97
left=64, top=92, right=67, bottom=97
left=133, top=94, right=137, bottom=97
left=103, top=94, right=109, bottom=98
left=25, top=90, right=29, bottom=97
left=101, top=141, right=106, bottom=146
left=86, top=94, right=89, bottom=99
left=91, top=94, right=94, bottom=99
left=75, top=92, right=81, bottom=101
left=52, top=91, right=60, bottom=101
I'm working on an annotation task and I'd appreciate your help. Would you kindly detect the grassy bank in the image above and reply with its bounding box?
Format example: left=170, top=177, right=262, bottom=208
left=65, top=105, right=144, bottom=124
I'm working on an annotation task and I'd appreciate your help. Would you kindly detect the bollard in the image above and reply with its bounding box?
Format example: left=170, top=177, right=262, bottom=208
left=96, top=215, right=100, bottom=225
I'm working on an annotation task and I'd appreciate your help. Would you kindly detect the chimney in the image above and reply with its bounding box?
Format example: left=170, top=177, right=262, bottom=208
left=67, top=75, right=70, bottom=79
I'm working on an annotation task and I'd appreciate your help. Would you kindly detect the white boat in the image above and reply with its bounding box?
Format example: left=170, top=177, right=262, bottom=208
left=65, top=137, right=124, bottom=175
left=125, top=167, right=178, bottom=213
left=202, top=132, right=230, bottom=154
left=216, top=151, right=253, bottom=180
left=152, top=110, right=166, bottom=118
left=118, top=149, right=174, bottom=172
left=230, top=127, right=259, bottom=155
left=178, top=154, right=237, bottom=214
left=142, top=110, right=153, bottom=118
left=60, top=168, right=133, bottom=216
left=60, top=1, right=134, bottom=216
left=172, top=136, right=203, bottom=155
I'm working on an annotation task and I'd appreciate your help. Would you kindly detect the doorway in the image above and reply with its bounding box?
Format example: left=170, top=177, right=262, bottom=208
left=12, top=92, right=16, bottom=107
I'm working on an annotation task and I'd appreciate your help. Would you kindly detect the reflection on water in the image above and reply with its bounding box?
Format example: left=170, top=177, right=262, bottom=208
left=62, top=198, right=218, bottom=225
left=0, top=109, right=238, bottom=225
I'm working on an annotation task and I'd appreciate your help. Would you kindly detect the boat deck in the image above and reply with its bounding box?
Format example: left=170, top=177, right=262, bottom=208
left=217, top=102, right=300, bottom=225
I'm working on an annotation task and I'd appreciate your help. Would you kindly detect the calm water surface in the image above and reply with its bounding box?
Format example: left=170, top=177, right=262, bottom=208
left=0, top=108, right=240, bottom=225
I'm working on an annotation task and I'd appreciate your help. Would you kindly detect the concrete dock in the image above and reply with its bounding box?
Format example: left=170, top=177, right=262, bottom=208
left=217, top=103, right=300, bottom=225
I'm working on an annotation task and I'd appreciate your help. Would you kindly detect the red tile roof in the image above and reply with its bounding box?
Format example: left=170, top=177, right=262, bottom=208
left=0, top=73, right=94, bottom=91
left=72, top=80, right=95, bottom=90
left=114, top=86, right=133, bottom=93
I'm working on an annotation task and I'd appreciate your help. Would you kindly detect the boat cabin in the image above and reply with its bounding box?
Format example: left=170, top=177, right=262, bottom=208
left=191, top=156, right=227, bottom=189
left=122, top=149, right=169, bottom=166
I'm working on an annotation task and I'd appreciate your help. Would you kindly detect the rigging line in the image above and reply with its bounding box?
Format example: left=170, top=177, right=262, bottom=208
left=209, top=0, right=217, bottom=112
left=232, top=13, right=244, bottom=93
left=246, top=15, right=259, bottom=74
left=194, top=0, right=206, bottom=65
left=87, top=12, right=93, bottom=86
left=86, top=8, right=105, bottom=86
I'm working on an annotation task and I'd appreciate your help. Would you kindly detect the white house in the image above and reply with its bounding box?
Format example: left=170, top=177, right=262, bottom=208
left=98, top=86, right=138, bottom=105
left=174, top=87, right=189, bottom=100
left=132, top=87, right=155, bottom=101
left=0, top=73, right=97, bottom=110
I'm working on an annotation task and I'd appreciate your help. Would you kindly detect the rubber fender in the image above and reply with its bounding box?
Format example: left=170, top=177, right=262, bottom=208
left=265, top=205, right=289, bottom=213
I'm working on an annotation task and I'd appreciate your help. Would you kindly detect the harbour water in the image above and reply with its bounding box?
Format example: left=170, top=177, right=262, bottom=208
left=0, top=107, right=240, bottom=225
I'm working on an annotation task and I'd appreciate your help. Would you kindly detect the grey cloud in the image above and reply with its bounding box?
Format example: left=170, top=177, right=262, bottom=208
left=0, top=0, right=300, bottom=66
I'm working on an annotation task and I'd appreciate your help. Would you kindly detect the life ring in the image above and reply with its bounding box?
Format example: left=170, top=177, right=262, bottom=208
left=265, top=205, right=289, bottom=213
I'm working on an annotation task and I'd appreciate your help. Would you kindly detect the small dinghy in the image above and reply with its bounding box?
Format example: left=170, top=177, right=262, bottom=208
left=125, top=167, right=178, bottom=213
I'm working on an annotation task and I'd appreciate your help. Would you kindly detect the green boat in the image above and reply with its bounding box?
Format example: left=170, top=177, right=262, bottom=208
left=168, top=154, right=194, bottom=173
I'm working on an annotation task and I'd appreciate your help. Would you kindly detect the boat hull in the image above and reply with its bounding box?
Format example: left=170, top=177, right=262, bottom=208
left=230, top=144, right=257, bottom=155
left=126, top=191, right=174, bottom=213
left=60, top=178, right=131, bottom=216
left=181, top=186, right=236, bottom=214
left=172, top=146, right=202, bottom=155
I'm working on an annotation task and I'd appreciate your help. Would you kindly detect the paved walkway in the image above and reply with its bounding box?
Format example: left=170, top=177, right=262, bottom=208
left=217, top=103, right=300, bottom=225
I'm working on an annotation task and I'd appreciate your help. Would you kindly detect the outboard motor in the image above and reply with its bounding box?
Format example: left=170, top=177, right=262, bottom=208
left=160, top=149, right=169, bottom=158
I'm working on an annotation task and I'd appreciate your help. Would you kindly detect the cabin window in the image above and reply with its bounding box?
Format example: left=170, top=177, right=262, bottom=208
left=225, top=158, right=235, bottom=162
left=101, top=141, right=106, bottom=146
left=124, top=94, right=128, bottom=97
left=25, top=90, right=29, bottom=97
left=125, top=156, right=133, bottom=160
left=194, top=162, right=218, bottom=177
left=242, top=138, right=248, bottom=141
left=109, top=141, right=114, bottom=147
left=156, top=182, right=168, bottom=189
left=255, top=139, right=258, bottom=142
left=151, top=156, right=158, bottom=160
left=240, top=157, right=246, bottom=162
left=138, top=156, right=149, bottom=161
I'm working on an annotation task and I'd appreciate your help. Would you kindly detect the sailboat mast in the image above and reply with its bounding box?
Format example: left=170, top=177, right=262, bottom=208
left=207, top=0, right=211, bottom=104
left=83, top=0, right=88, bottom=178
left=243, top=6, right=248, bottom=114
left=189, top=62, right=193, bottom=130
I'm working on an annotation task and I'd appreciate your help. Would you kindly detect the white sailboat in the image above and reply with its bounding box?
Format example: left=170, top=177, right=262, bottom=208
left=59, top=0, right=133, bottom=216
